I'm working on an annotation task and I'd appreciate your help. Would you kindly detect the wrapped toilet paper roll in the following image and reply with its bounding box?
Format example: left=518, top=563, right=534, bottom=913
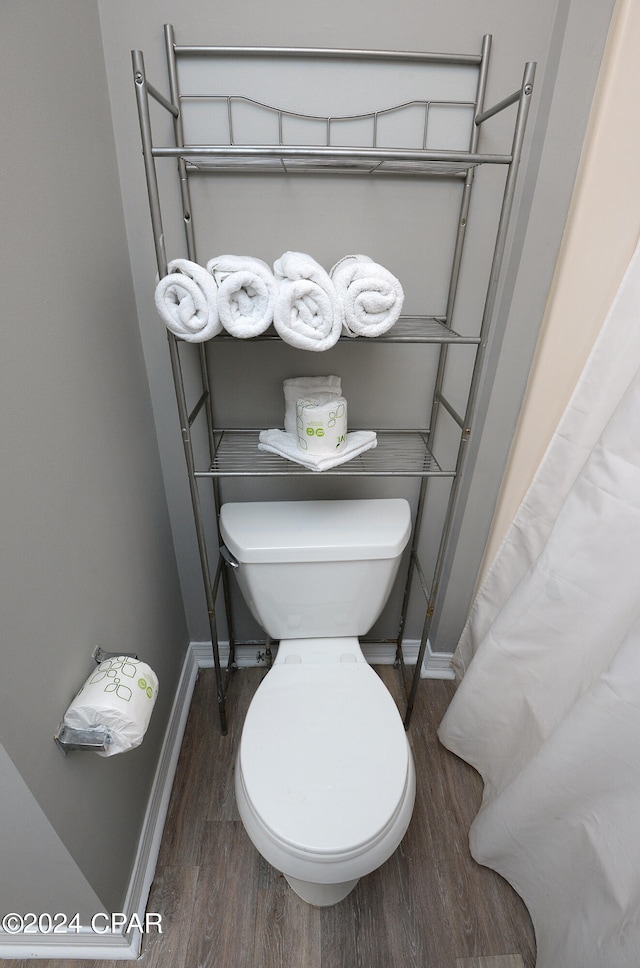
left=296, top=393, right=348, bottom=454
left=283, top=375, right=341, bottom=434
left=63, top=656, right=159, bottom=757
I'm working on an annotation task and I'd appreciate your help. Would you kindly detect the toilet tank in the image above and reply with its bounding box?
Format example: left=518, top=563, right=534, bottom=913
left=219, top=499, right=411, bottom=640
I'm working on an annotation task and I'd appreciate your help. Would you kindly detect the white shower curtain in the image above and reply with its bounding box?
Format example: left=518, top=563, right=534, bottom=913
left=438, top=237, right=640, bottom=968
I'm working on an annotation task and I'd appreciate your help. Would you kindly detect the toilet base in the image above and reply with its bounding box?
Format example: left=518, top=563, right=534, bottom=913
left=284, top=874, right=360, bottom=907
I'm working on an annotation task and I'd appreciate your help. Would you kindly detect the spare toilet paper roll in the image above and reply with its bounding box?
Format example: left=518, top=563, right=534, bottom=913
left=283, top=375, right=341, bottom=434
left=296, top=393, right=347, bottom=454
left=63, top=656, right=159, bottom=757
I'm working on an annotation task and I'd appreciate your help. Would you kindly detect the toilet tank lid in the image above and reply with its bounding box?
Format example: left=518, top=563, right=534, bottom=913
left=220, top=499, right=411, bottom=563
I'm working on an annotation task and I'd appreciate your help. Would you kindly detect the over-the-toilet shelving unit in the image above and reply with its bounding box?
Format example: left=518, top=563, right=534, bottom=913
left=132, top=26, right=535, bottom=734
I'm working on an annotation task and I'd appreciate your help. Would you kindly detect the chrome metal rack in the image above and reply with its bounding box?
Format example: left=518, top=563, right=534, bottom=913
left=132, top=26, right=535, bottom=733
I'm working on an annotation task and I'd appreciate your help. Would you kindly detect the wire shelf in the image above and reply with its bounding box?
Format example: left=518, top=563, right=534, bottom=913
left=174, top=146, right=505, bottom=176
left=185, top=156, right=482, bottom=176
left=168, top=92, right=511, bottom=175
left=208, top=317, right=481, bottom=344
left=197, top=430, right=452, bottom=477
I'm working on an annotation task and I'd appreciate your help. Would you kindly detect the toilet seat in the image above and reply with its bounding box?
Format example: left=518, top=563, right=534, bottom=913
left=237, top=659, right=410, bottom=859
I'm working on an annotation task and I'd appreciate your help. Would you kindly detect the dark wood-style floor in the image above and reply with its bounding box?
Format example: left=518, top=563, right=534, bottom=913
left=15, top=666, right=536, bottom=968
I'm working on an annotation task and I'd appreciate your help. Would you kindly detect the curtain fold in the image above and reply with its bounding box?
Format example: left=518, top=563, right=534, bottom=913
left=439, top=237, right=640, bottom=968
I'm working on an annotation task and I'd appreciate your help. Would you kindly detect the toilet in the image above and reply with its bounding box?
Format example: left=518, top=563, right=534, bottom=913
left=219, top=498, right=416, bottom=906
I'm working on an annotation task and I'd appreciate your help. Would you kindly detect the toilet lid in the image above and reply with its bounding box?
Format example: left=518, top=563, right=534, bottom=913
left=239, top=663, right=410, bottom=856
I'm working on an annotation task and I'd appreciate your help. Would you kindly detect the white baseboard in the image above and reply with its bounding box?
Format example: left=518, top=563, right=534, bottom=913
left=0, top=645, right=201, bottom=960
left=192, top=638, right=455, bottom=679
left=118, top=643, right=202, bottom=953
left=420, top=642, right=457, bottom=680
left=0, top=929, right=140, bottom=961
left=192, top=639, right=411, bottom=668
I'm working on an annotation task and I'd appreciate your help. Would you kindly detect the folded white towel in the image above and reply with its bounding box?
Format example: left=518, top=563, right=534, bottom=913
left=154, top=259, right=222, bottom=342
left=330, top=254, right=404, bottom=337
left=206, top=255, right=277, bottom=338
left=283, top=375, right=342, bottom=434
left=273, top=252, right=343, bottom=352
left=258, top=428, right=377, bottom=472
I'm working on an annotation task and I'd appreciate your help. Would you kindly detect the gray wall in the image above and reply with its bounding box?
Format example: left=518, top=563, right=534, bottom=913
left=1, top=1, right=187, bottom=915
left=430, top=0, right=618, bottom=647
left=99, top=0, right=615, bottom=652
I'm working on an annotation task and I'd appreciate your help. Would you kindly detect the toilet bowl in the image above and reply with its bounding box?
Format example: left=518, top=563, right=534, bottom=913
left=220, top=498, right=416, bottom=906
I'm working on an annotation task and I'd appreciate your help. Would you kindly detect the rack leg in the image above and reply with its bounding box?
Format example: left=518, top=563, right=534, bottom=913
left=207, top=607, right=228, bottom=736
left=403, top=607, right=433, bottom=730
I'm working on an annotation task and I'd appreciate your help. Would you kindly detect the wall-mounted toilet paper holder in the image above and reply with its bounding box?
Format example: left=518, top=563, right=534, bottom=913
left=54, top=648, right=139, bottom=756
left=54, top=722, right=112, bottom=756
left=92, top=646, right=138, bottom=665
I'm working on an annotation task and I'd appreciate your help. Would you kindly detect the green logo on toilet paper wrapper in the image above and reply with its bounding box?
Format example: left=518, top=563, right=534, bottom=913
left=328, top=403, right=345, bottom=427
left=138, top=678, right=154, bottom=699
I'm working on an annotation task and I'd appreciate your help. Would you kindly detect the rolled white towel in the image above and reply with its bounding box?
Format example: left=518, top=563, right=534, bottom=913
left=154, top=259, right=222, bottom=342
left=258, top=428, right=377, bottom=472
left=273, top=251, right=343, bottom=352
left=283, top=375, right=342, bottom=434
left=206, top=255, right=277, bottom=338
left=330, top=254, right=404, bottom=337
